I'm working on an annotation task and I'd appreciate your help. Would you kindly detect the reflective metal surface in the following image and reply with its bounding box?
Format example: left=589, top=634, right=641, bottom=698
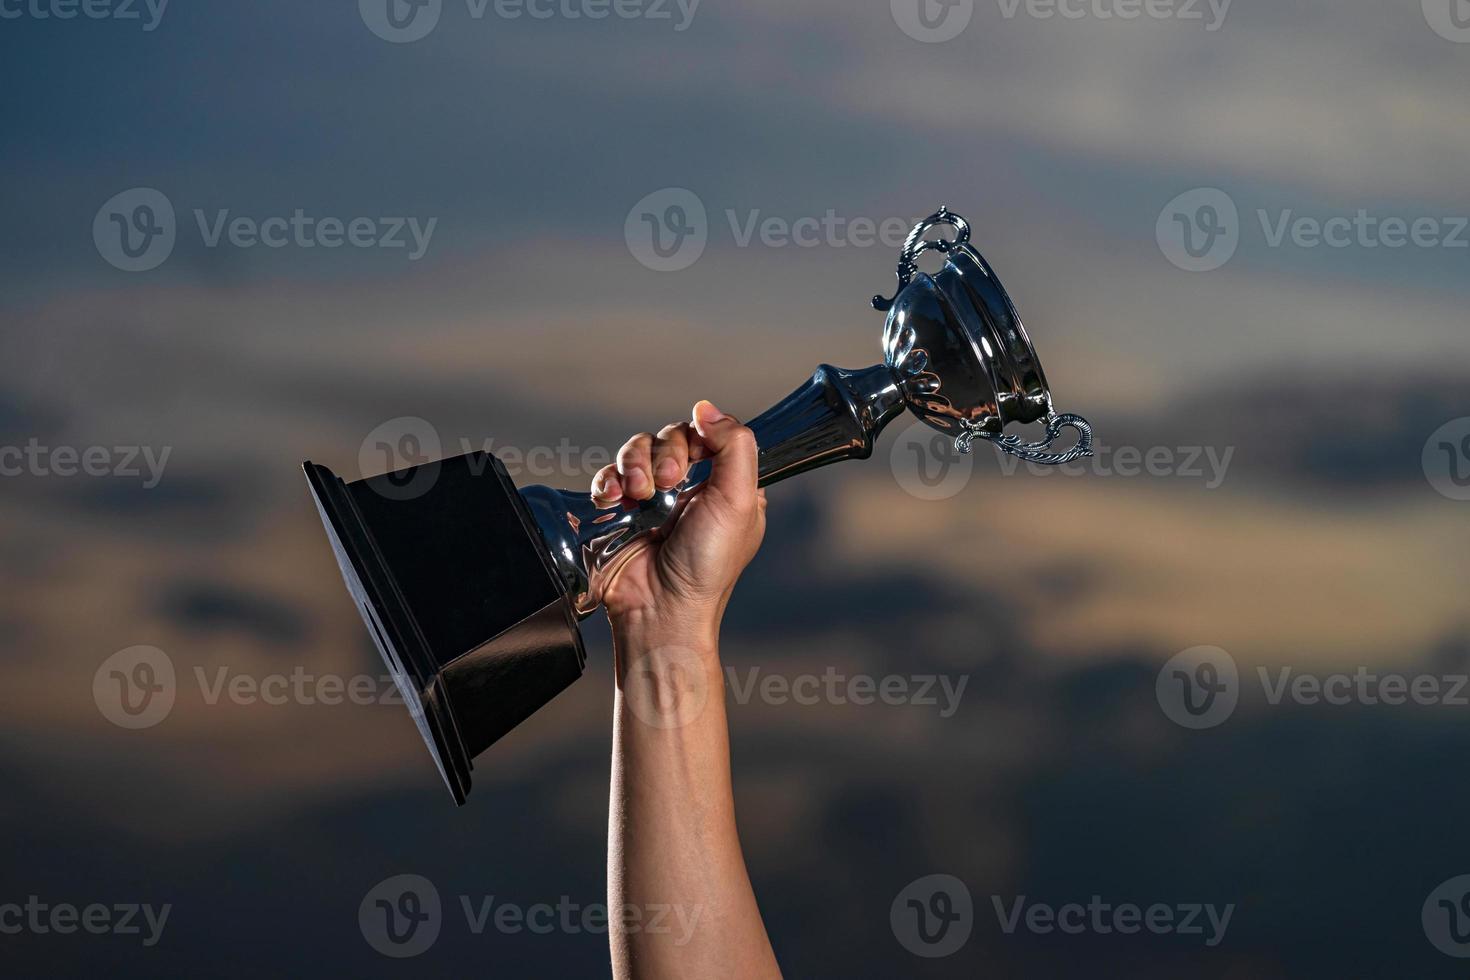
left=522, top=208, right=1094, bottom=616
left=523, top=364, right=905, bottom=615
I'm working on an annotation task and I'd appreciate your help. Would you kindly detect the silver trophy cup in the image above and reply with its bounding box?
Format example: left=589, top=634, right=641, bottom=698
left=304, top=207, right=1093, bottom=803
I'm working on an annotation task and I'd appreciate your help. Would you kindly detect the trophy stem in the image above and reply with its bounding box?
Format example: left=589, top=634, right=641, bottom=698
left=751, top=363, right=906, bottom=485
left=521, top=363, right=905, bottom=616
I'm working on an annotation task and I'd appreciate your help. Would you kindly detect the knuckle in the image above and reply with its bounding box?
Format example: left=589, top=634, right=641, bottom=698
left=617, top=436, right=653, bottom=467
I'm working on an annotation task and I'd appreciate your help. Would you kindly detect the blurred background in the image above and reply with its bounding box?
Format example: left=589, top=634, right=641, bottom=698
left=3, top=0, right=1470, bottom=975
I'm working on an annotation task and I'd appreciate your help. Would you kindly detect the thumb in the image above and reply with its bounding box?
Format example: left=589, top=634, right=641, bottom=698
left=692, top=399, right=758, bottom=502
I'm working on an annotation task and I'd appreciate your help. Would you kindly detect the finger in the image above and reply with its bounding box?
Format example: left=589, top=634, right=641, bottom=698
left=591, top=463, right=623, bottom=508
left=652, top=422, right=692, bottom=490
left=691, top=400, right=758, bottom=506
left=616, top=432, right=657, bottom=501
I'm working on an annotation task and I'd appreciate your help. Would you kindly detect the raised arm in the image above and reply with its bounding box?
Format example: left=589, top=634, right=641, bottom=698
left=593, top=400, right=781, bottom=980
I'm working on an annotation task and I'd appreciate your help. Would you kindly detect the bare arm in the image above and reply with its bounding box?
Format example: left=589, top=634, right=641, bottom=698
left=593, top=401, right=781, bottom=980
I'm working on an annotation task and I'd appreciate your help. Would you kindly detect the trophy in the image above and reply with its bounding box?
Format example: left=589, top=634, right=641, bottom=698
left=303, top=208, right=1092, bottom=804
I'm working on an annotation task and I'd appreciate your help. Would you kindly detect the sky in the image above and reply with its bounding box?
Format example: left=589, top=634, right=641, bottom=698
left=2, top=0, right=1469, bottom=976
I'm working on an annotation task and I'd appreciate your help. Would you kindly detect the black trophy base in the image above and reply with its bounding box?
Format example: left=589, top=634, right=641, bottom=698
left=303, top=452, right=585, bottom=805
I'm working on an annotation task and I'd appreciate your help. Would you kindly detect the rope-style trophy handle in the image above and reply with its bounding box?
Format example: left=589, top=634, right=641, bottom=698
left=871, top=206, right=972, bottom=312
left=955, top=412, right=1094, bottom=464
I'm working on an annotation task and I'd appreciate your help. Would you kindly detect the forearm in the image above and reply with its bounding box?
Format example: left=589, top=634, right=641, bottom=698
left=608, top=619, right=779, bottom=980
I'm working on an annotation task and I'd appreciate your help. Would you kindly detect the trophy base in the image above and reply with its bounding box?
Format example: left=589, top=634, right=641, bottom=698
left=303, top=452, right=586, bottom=805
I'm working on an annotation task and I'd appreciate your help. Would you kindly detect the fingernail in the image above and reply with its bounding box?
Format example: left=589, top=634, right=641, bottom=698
left=694, top=400, right=726, bottom=425
left=597, top=474, right=622, bottom=501
left=625, top=468, right=648, bottom=495
left=655, top=458, right=682, bottom=488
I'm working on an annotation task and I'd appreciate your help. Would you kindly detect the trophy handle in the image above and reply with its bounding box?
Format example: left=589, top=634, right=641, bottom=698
left=871, top=206, right=971, bottom=313
left=521, top=363, right=906, bottom=616
left=955, top=411, right=1093, bottom=464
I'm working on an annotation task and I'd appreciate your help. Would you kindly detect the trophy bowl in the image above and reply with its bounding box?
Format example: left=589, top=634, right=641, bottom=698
left=303, top=207, right=1092, bottom=804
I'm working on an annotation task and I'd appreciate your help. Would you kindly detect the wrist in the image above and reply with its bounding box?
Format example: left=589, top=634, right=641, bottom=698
left=611, top=605, right=723, bottom=670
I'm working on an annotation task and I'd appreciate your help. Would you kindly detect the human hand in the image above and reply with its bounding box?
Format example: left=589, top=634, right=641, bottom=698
left=590, top=399, right=767, bottom=648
